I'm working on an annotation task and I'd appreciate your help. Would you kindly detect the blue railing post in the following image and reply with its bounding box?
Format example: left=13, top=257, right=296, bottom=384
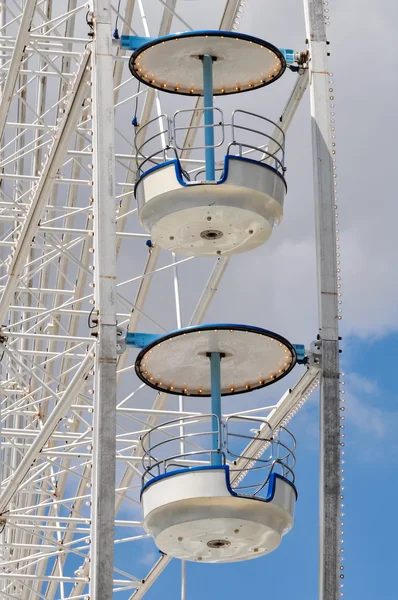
left=210, top=352, right=222, bottom=466
left=202, top=54, right=216, bottom=181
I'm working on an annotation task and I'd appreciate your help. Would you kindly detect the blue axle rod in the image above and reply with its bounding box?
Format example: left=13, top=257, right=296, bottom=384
left=210, top=352, right=222, bottom=466
left=202, top=54, right=216, bottom=181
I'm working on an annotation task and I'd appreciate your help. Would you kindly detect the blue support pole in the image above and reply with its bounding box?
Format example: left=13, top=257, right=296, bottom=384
left=202, top=54, right=216, bottom=181
left=210, top=352, right=222, bottom=466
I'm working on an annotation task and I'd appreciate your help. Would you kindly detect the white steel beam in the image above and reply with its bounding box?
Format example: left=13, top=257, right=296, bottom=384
left=267, top=367, right=320, bottom=431
left=303, top=2, right=341, bottom=600
left=44, top=20, right=153, bottom=587
left=189, top=257, right=229, bottom=325
left=116, top=243, right=160, bottom=378
left=278, top=69, right=310, bottom=132
left=134, top=0, right=177, bottom=156
left=220, top=0, right=246, bottom=30
left=264, top=68, right=310, bottom=162
left=0, top=50, right=91, bottom=324
left=0, top=0, right=36, bottom=143
left=89, top=1, right=118, bottom=599
left=0, top=349, right=94, bottom=514
left=112, top=0, right=136, bottom=96
left=129, top=555, right=172, bottom=600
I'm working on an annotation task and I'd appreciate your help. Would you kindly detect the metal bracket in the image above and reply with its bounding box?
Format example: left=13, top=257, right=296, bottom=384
left=295, top=50, right=309, bottom=66
left=293, top=344, right=306, bottom=365
left=308, top=340, right=322, bottom=367
left=116, top=327, right=127, bottom=355
left=89, top=325, right=130, bottom=355
left=117, top=330, right=162, bottom=353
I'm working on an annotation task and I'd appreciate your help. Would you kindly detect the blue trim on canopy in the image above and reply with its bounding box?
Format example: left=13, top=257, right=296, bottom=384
left=128, top=31, right=289, bottom=97
left=222, top=155, right=288, bottom=191
left=133, top=323, right=298, bottom=397
left=131, top=322, right=294, bottom=345
left=120, top=32, right=295, bottom=64
left=140, top=464, right=298, bottom=502
left=126, top=328, right=304, bottom=359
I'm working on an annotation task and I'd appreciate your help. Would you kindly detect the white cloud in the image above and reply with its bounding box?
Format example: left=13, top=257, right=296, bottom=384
left=295, top=372, right=398, bottom=463
left=346, top=372, right=378, bottom=396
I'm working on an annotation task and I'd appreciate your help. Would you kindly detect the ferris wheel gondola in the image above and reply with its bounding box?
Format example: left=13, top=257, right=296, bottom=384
left=124, top=30, right=293, bottom=256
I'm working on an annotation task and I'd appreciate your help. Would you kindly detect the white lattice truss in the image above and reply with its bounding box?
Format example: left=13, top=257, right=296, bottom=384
left=0, top=1, right=321, bottom=598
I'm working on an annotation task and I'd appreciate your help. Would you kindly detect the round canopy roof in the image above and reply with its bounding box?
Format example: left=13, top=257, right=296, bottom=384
left=129, top=30, right=286, bottom=96
left=135, top=324, right=296, bottom=397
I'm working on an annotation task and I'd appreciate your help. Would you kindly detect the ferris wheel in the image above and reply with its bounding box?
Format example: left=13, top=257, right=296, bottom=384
left=0, top=1, right=342, bottom=600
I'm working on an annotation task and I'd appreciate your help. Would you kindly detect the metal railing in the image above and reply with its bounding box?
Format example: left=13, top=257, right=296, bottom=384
left=134, top=107, right=286, bottom=179
left=141, top=415, right=224, bottom=480
left=225, top=416, right=296, bottom=497
left=229, top=109, right=286, bottom=174
left=140, top=414, right=296, bottom=500
left=173, top=107, right=225, bottom=151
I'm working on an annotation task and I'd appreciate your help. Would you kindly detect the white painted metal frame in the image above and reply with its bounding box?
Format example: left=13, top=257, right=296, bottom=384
left=303, top=2, right=341, bottom=599
left=90, top=0, right=117, bottom=598
left=0, top=1, right=339, bottom=599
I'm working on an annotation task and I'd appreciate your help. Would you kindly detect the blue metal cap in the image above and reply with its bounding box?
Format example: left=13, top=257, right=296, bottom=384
left=293, top=344, right=306, bottom=364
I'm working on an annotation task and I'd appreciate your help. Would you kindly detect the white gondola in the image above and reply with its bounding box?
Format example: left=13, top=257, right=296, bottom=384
left=135, top=151, right=286, bottom=257
left=133, top=324, right=299, bottom=563
left=141, top=464, right=296, bottom=563
left=130, top=31, right=289, bottom=256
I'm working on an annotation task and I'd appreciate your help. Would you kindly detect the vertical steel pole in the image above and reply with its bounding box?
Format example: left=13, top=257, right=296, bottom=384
left=181, top=559, right=186, bottom=600
left=90, top=1, right=117, bottom=598
left=210, top=352, right=222, bottom=466
left=303, top=2, right=341, bottom=600
left=172, top=253, right=186, bottom=458
left=202, top=54, right=215, bottom=180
